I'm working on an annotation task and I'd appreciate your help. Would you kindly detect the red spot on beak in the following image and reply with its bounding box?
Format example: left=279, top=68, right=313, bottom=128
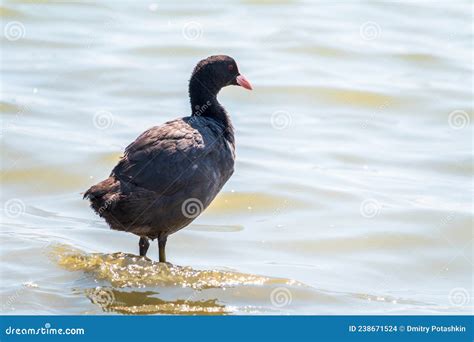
left=236, top=74, right=253, bottom=90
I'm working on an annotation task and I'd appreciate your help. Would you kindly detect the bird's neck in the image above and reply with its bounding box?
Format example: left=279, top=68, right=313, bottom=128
left=189, top=79, right=234, bottom=144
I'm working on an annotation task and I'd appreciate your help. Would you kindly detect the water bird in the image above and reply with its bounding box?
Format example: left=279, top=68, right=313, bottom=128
left=84, top=55, right=252, bottom=262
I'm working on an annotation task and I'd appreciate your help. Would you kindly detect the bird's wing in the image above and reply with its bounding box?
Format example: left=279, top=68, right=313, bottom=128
left=111, top=118, right=223, bottom=196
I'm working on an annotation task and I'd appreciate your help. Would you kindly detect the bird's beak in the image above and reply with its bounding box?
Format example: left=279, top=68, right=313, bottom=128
left=236, top=74, right=253, bottom=90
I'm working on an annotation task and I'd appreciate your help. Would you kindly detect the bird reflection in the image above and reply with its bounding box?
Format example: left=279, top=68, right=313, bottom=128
left=85, top=288, right=229, bottom=315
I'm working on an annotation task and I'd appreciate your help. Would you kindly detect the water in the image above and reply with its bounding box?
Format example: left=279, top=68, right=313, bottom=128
left=1, top=0, right=472, bottom=315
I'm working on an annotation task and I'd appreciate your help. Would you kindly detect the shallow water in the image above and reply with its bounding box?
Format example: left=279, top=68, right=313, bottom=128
left=1, top=1, right=472, bottom=315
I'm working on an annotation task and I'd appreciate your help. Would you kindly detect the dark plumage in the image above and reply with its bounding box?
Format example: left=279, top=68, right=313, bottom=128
left=84, top=55, right=252, bottom=262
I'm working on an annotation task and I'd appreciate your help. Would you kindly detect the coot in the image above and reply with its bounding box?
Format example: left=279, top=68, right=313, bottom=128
left=84, top=55, right=252, bottom=262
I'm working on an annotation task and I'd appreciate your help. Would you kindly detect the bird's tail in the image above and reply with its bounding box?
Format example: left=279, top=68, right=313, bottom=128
left=83, top=177, right=121, bottom=216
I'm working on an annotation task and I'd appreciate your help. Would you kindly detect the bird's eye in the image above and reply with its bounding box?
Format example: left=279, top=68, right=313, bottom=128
left=228, top=64, right=234, bottom=71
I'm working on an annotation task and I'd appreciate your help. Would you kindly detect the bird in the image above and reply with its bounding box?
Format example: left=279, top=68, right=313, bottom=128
left=84, top=55, right=252, bottom=263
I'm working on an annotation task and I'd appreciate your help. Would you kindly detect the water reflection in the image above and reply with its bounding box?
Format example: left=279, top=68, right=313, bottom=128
left=85, top=287, right=229, bottom=315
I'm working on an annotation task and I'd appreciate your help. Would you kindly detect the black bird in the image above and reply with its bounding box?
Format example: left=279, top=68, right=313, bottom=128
left=84, top=55, right=252, bottom=262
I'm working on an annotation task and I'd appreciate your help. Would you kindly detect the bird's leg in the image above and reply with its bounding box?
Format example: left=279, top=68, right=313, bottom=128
left=158, top=236, right=167, bottom=263
left=139, top=237, right=150, bottom=257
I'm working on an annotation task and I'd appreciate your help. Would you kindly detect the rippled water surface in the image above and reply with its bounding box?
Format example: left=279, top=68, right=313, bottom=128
left=1, top=0, right=472, bottom=315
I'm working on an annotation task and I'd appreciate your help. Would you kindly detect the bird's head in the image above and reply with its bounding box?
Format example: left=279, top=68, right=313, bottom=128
left=190, top=55, right=253, bottom=95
